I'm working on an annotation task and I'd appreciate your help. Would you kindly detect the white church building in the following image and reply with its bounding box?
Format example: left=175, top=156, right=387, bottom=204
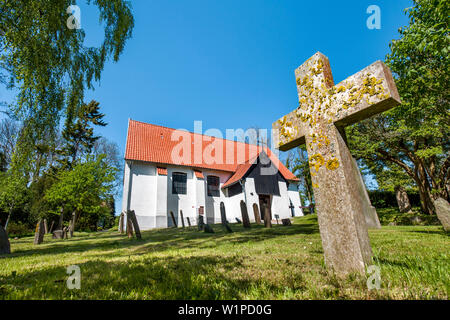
left=122, top=119, right=303, bottom=230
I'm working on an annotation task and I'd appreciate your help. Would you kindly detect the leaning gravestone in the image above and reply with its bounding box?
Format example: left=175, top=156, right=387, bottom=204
left=34, top=220, right=45, bottom=245
left=282, top=218, right=292, bottom=226
left=273, top=52, right=401, bottom=275
left=239, top=201, right=251, bottom=228
left=127, top=210, right=142, bottom=240
left=0, top=225, right=11, bottom=254
left=433, top=198, right=450, bottom=232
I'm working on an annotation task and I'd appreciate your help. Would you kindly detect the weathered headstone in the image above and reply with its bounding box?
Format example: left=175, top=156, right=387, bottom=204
left=127, top=210, right=142, bottom=239
left=180, top=210, right=185, bottom=228
left=264, top=206, right=272, bottom=228
left=273, top=52, right=401, bottom=275
left=33, top=220, right=45, bottom=245
left=433, top=198, right=450, bottom=232
left=126, top=213, right=134, bottom=239
left=253, top=203, right=262, bottom=224
left=186, top=217, right=192, bottom=227
left=239, top=200, right=251, bottom=228
left=395, top=185, right=412, bottom=213
left=52, top=230, right=63, bottom=239
left=198, top=215, right=205, bottom=231
left=282, top=218, right=292, bottom=226
left=0, top=225, right=10, bottom=254
left=44, top=219, right=48, bottom=234
left=119, top=212, right=125, bottom=233
left=204, top=224, right=215, bottom=233
left=169, top=211, right=177, bottom=228
left=49, top=221, right=55, bottom=234
left=235, top=217, right=242, bottom=224
left=63, top=227, right=69, bottom=239
left=220, top=202, right=233, bottom=233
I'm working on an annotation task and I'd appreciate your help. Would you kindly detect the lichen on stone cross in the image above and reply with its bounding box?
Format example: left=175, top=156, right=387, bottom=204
left=272, top=52, right=401, bottom=275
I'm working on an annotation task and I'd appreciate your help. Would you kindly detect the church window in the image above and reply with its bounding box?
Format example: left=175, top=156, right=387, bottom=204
left=207, top=176, right=220, bottom=197
left=172, top=172, right=187, bottom=194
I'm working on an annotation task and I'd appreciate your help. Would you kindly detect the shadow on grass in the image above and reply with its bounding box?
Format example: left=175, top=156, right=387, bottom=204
left=0, top=254, right=285, bottom=299
left=4, top=220, right=320, bottom=259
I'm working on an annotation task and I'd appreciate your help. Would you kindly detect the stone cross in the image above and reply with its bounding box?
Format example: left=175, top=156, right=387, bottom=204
left=273, top=52, right=401, bottom=275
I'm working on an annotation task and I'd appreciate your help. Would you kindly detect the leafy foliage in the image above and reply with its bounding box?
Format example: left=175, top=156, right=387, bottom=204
left=348, top=0, right=449, bottom=214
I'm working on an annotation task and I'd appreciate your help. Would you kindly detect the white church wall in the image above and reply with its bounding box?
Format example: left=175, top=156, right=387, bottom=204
left=202, top=170, right=233, bottom=224
left=288, top=182, right=304, bottom=217
left=244, top=178, right=260, bottom=223
left=166, top=166, right=196, bottom=228
left=270, top=180, right=292, bottom=220
left=155, top=172, right=168, bottom=228
left=127, top=162, right=158, bottom=229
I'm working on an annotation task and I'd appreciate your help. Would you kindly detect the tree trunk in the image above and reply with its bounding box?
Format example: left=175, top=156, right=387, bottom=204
left=58, top=208, right=64, bottom=229
left=395, top=186, right=412, bottom=213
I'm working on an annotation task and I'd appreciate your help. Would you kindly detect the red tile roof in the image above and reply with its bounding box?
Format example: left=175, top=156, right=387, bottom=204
left=194, top=170, right=204, bottom=179
left=125, top=119, right=299, bottom=186
left=156, top=167, right=167, bottom=176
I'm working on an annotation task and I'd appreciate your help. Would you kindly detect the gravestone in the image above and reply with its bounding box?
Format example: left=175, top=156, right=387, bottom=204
left=273, top=52, right=401, bottom=275
left=395, top=185, right=412, bottom=213
left=220, top=202, right=233, bottom=233
left=119, top=212, right=125, bottom=233
left=239, top=200, right=251, bottom=228
left=49, top=221, right=55, bottom=234
left=180, top=210, right=185, bottom=228
left=34, top=220, right=45, bottom=245
left=126, top=213, right=134, bottom=239
left=63, top=227, right=69, bottom=239
left=264, top=206, right=272, bottom=228
left=52, top=230, right=63, bottom=239
left=0, top=225, right=10, bottom=254
left=127, top=210, right=141, bottom=239
left=44, top=219, right=48, bottom=234
left=186, top=217, right=191, bottom=227
left=253, top=203, right=262, bottom=224
left=235, top=217, right=242, bottom=224
left=282, top=218, right=292, bottom=226
left=433, top=198, right=450, bottom=232
left=198, top=215, right=205, bottom=231
left=169, top=211, right=177, bottom=228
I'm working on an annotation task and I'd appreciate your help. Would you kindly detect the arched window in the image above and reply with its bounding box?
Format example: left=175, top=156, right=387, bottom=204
left=172, top=172, right=187, bottom=194
left=207, top=175, right=220, bottom=197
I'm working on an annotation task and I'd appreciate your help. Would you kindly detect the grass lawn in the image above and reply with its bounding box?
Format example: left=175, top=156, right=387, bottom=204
left=0, top=215, right=448, bottom=300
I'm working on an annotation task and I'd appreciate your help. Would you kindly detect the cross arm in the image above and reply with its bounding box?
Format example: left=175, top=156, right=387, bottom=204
left=330, top=61, right=401, bottom=127
left=272, top=111, right=308, bottom=151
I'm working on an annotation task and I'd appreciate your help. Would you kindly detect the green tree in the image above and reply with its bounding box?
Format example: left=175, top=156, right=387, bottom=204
left=57, top=100, right=107, bottom=169
left=0, top=0, right=134, bottom=174
left=45, top=155, right=117, bottom=236
left=348, top=0, right=449, bottom=214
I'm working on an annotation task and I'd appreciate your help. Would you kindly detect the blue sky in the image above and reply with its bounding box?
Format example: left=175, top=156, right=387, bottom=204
left=1, top=0, right=413, bottom=210
left=79, top=0, right=411, bottom=151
